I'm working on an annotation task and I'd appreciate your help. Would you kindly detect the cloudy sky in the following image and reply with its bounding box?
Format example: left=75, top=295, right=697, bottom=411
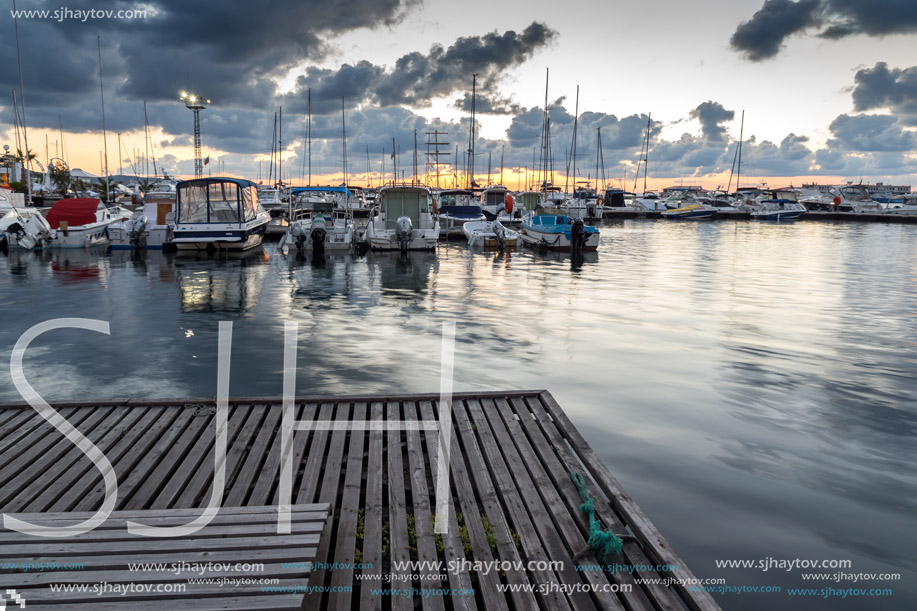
left=2, top=0, right=915, bottom=190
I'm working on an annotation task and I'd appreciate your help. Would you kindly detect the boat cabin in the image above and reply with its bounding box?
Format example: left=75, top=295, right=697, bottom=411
left=176, top=178, right=263, bottom=226
left=380, top=186, right=432, bottom=229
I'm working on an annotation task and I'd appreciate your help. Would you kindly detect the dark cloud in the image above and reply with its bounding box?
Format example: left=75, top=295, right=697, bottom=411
left=453, top=92, right=521, bottom=115
left=826, top=114, right=917, bottom=152
left=852, top=63, right=917, bottom=125
left=731, top=0, right=917, bottom=61
left=689, top=101, right=735, bottom=141
left=730, top=0, right=820, bottom=61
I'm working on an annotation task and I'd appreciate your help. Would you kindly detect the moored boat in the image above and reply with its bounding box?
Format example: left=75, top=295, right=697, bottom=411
left=660, top=203, right=717, bottom=220
left=520, top=212, right=599, bottom=251
left=170, top=177, right=270, bottom=251
left=462, top=219, right=521, bottom=249
left=365, top=185, right=440, bottom=251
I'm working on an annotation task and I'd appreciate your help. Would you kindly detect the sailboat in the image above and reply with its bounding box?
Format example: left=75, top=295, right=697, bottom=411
left=560, top=86, right=603, bottom=220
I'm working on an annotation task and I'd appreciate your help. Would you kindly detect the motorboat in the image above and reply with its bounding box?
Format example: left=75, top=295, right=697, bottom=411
left=365, top=185, right=440, bottom=251
left=799, top=185, right=884, bottom=214
left=520, top=212, right=599, bottom=251
left=462, top=219, right=521, bottom=249
left=436, top=189, right=484, bottom=236
left=748, top=190, right=806, bottom=221
left=480, top=185, right=510, bottom=220
left=109, top=194, right=176, bottom=249
left=279, top=202, right=354, bottom=254
left=660, top=203, right=718, bottom=220
left=170, top=177, right=270, bottom=251
left=561, top=183, right=604, bottom=219
left=258, top=187, right=286, bottom=216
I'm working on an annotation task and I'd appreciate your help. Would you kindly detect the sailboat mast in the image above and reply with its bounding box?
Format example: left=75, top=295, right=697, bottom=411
left=566, top=85, right=579, bottom=194
left=97, top=36, right=110, bottom=199
left=467, top=73, right=477, bottom=188
left=500, top=144, right=504, bottom=185
left=366, top=145, right=371, bottom=188
left=736, top=110, right=744, bottom=192
left=341, top=97, right=347, bottom=186
left=12, top=0, right=32, bottom=204
left=279, top=106, right=283, bottom=186
left=59, top=116, right=66, bottom=165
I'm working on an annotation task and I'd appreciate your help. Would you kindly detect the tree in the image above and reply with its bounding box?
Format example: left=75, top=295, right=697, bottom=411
left=16, top=148, right=37, bottom=183
left=50, top=160, right=71, bottom=193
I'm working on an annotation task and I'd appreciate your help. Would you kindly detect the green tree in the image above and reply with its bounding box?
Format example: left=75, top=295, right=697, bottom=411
left=16, top=148, right=38, bottom=183
left=49, top=160, right=71, bottom=193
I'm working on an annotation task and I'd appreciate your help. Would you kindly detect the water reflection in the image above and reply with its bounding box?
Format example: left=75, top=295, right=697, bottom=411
left=175, top=251, right=271, bottom=313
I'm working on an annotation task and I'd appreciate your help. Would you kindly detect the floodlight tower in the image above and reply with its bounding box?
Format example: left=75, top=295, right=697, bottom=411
left=180, top=91, right=209, bottom=178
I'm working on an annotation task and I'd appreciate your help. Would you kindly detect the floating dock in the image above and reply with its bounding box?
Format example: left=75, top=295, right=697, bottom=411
left=0, top=391, right=720, bottom=610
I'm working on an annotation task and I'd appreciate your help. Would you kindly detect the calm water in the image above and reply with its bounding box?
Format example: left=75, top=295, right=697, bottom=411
left=1, top=220, right=915, bottom=610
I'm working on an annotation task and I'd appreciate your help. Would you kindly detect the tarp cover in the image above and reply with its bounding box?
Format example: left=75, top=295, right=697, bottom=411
left=45, top=198, right=101, bottom=229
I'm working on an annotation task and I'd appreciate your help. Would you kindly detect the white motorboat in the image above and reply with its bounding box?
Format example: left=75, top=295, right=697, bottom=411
left=437, top=189, right=484, bottom=236
left=279, top=203, right=354, bottom=254
left=463, top=220, right=521, bottom=249
left=366, top=185, right=440, bottom=251
left=480, top=185, right=510, bottom=219
left=35, top=198, right=120, bottom=248
left=109, top=193, right=177, bottom=249
left=170, top=178, right=270, bottom=251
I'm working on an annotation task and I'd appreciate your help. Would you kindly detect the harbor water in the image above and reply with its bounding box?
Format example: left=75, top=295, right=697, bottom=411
left=1, top=219, right=915, bottom=610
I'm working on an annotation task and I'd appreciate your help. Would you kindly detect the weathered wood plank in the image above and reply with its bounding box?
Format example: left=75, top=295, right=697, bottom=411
left=295, top=403, right=333, bottom=504
left=515, top=396, right=679, bottom=611
left=358, top=401, right=384, bottom=611
left=403, top=401, right=446, bottom=611
left=538, top=392, right=721, bottom=611
left=386, top=401, right=411, bottom=611
left=225, top=403, right=283, bottom=507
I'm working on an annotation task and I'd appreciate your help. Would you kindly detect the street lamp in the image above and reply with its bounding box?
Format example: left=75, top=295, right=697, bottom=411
left=179, top=91, right=210, bottom=178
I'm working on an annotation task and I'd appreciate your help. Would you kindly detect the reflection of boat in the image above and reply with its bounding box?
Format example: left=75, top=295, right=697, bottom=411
left=463, top=220, right=521, bottom=249
left=520, top=213, right=599, bottom=251
left=369, top=250, right=437, bottom=293
left=48, top=247, right=108, bottom=285
left=661, top=203, right=717, bottom=220
left=171, top=178, right=270, bottom=251
left=175, top=250, right=270, bottom=312
left=366, top=185, right=440, bottom=251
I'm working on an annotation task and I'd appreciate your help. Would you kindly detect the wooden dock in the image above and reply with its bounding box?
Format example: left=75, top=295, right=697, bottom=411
left=0, top=391, right=720, bottom=611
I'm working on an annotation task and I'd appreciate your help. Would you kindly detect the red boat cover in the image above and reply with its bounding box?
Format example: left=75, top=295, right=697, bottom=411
left=45, top=198, right=101, bottom=229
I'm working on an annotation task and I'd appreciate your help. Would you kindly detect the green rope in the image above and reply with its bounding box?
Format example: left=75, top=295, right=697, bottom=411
left=571, top=471, right=623, bottom=562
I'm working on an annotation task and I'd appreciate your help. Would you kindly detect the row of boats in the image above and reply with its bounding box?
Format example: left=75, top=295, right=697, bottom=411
left=0, top=178, right=601, bottom=254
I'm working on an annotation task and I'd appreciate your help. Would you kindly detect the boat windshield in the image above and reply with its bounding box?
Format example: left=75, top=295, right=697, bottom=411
left=384, top=190, right=427, bottom=229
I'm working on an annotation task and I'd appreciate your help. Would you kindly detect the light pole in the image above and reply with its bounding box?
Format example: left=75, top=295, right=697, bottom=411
left=179, top=91, right=209, bottom=178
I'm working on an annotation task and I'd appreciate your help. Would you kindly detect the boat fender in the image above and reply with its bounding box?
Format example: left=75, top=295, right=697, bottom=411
left=833, top=196, right=842, bottom=206
left=505, top=193, right=514, bottom=214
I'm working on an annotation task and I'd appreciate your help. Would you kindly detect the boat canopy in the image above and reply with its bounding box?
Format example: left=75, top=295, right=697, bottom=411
left=291, top=186, right=352, bottom=197
left=45, top=198, right=102, bottom=229
left=176, top=178, right=262, bottom=225
left=381, top=187, right=430, bottom=229
left=439, top=205, right=483, bottom=217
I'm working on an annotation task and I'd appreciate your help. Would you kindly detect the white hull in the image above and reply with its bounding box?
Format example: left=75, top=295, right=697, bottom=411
left=463, top=221, right=521, bottom=248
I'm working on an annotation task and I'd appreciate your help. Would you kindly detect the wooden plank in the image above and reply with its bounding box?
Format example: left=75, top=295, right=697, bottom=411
left=271, top=402, right=316, bottom=507
left=0, top=533, right=320, bottom=558
left=225, top=403, right=283, bottom=507
left=386, top=401, right=411, bottom=611
left=417, top=400, right=476, bottom=611
left=0, top=407, right=97, bottom=504
left=474, top=398, right=595, bottom=611
left=318, top=402, right=350, bottom=505
left=173, top=403, right=254, bottom=508
left=450, top=399, right=531, bottom=611
left=295, top=403, right=333, bottom=504
left=492, top=398, right=631, bottom=611
left=249, top=402, right=300, bottom=507
left=2, top=504, right=330, bottom=522
left=538, top=392, right=721, bottom=611
left=124, top=407, right=214, bottom=510
left=0, top=390, right=548, bottom=411
left=358, top=402, right=384, bottom=611
left=14, top=406, right=154, bottom=513
left=328, top=402, right=366, bottom=610
left=403, top=401, right=445, bottom=611
left=515, top=396, right=679, bottom=611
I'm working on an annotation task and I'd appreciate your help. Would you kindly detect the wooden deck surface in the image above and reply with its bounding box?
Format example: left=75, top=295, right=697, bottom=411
left=0, top=391, right=721, bottom=610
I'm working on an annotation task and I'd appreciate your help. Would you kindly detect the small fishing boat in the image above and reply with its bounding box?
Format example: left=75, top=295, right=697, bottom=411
left=365, top=185, right=440, bottom=251
left=660, top=203, right=717, bottom=220
left=462, top=220, right=521, bottom=249
left=520, top=213, right=599, bottom=251
left=109, top=194, right=177, bottom=249
left=170, top=177, right=270, bottom=251
left=279, top=202, right=354, bottom=254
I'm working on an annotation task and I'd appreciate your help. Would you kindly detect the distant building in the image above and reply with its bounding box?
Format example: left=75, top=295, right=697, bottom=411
left=802, top=182, right=911, bottom=195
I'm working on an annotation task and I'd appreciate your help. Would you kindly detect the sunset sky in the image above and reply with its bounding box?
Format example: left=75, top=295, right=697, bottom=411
left=2, top=0, right=915, bottom=190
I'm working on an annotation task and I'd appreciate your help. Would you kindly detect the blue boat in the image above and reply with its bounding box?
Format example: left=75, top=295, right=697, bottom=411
left=520, top=213, right=599, bottom=251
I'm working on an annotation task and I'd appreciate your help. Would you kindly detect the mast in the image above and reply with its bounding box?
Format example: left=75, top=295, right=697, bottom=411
left=736, top=110, right=744, bottom=192
left=279, top=106, right=283, bottom=186
left=366, top=144, right=371, bottom=188
left=118, top=132, right=123, bottom=176
left=341, top=97, right=347, bottom=186
left=307, top=89, right=312, bottom=186
left=500, top=144, right=505, bottom=185
left=565, top=85, right=579, bottom=194
left=59, top=116, right=66, bottom=165
left=467, top=73, right=477, bottom=188
left=538, top=68, right=553, bottom=191
left=413, top=128, right=418, bottom=185
left=392, top=137, right=396, bottom=184
left=643, top=113, right=650, bottom=195
left=268, top=112, right=276, bottom=185
left=97, top=36, right=110, bottom=200
left=596, top=127, right=606, bottom=192
left=12, top=0, right=32, bottom=204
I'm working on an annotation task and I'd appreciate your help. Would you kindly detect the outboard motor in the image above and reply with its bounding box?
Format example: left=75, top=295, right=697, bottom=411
left=395, top=216, right=413, bottom=251
left=494, top=220, right=506, bottom=251
left=310, top=225, right=326, bottom=257
left=292, top=221, right=308, bottom=250
left=130, top=215, right=148, bottom=248
left=18, top=215, right=52, bottom=250
left=571, top=218, right=586, bottom=252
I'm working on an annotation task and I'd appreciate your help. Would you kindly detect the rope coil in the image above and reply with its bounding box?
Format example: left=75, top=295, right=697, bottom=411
left=571, top=471, right=623, bottom=562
